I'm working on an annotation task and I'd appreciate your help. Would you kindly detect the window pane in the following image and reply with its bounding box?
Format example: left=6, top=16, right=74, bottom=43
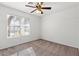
left=10, top=27, right=15, bottom=33
left=14, top=20, right=20, bottom=26
left=9, top=16, right=16, bottom=26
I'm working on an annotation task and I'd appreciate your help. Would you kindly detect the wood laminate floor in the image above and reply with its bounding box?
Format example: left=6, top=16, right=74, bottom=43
left=0, top=39, right=79, bottom=56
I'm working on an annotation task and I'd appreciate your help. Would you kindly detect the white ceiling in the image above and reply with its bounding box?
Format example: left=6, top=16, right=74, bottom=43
left=1, top=2, right=79, bottom=16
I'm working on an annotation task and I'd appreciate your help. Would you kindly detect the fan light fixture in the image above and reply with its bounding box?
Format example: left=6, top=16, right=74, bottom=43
left=25, top=2, right=52, bottom=14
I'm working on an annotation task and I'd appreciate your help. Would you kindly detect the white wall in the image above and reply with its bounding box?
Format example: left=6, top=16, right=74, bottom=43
left=1, top=3, right=79, bottom=49
left=0, top=4, right=41, bottom=49
left=42, top=5, right=79, bottom=48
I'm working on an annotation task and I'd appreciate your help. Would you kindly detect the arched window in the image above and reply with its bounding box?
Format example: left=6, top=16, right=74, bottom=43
left=7, top=15, right=30, bottom=38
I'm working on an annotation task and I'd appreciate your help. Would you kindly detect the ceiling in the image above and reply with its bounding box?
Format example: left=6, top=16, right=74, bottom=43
left=1, top=2, right=79, bottom=16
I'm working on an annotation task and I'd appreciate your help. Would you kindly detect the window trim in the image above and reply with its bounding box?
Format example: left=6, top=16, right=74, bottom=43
left=7, top=14, right=30, bottom=38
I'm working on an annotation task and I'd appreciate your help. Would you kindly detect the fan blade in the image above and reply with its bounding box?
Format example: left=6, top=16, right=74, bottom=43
left=37, top=2, right=40, bottom=5
left=42, top=7, right=51, bottom=9
left=25, top=5, right=36, bottom=8
left=30, top=9, right=37, bottom=13
left=28, top=2, right=33, bottom=4
left=40, top=2, right=43, bottom=5
left=40, top=10, right=43, bottom=14
left=41, top=11, right=43, bottom=14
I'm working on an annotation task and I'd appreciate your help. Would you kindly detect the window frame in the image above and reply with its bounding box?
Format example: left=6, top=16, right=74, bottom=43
left=7, top=14, right=30, bottom=38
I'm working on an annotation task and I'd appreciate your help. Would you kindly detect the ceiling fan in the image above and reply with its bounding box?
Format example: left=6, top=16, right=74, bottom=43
left=25, top=2, right=52, bottom=14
